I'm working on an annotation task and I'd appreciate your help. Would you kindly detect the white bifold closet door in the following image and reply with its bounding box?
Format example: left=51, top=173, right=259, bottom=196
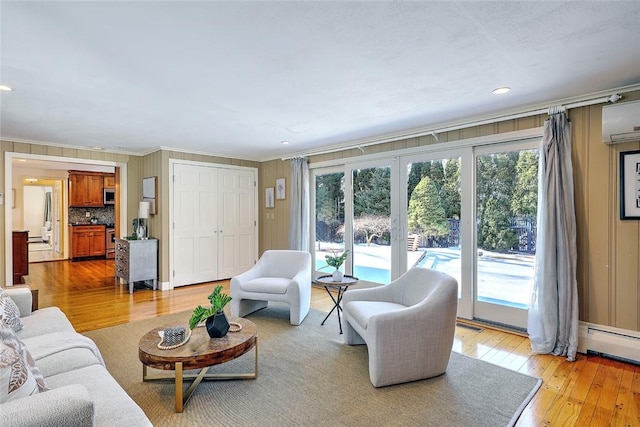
left=172, top=162, right=257, bottom=287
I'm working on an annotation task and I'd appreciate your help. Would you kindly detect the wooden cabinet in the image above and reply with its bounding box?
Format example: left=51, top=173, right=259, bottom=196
left=69, top=171, right=104, bottom=207
left=115, top=238, right=158, bottom=293
left=70, top=225, right=106, bottom=259
left=104, top=174, right=116, bottom=188
left=12, top=231, right=29, bottom=284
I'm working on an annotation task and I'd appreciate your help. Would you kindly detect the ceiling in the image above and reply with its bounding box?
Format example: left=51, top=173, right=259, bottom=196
left=2, top=2, right=640, bottom=162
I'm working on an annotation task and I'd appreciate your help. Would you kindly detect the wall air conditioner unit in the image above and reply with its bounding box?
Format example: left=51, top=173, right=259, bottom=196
left=602, top=99, right=640, bottom=144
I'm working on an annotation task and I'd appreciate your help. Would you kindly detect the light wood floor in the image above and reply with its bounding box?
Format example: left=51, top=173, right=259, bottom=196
left=23, top=259, right=639, bottom=426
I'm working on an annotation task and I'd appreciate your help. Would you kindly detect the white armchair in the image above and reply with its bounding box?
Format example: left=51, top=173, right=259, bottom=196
left=342, top=267, right=458, bottom=387
left=230, top=250, right=312, bottom=326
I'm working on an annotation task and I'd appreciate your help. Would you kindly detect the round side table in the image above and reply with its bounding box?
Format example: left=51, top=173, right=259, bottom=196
left=314, top=274, right=359, bottom=334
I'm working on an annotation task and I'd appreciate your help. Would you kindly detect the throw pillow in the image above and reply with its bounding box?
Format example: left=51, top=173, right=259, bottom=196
left=0, top=291, right=23, bottom=333
left=0, top=328, right=40, bottom=402
left=0, top=327, right=47, bottom=394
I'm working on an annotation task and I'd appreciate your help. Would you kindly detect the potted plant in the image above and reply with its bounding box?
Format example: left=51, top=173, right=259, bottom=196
left=189, top=285, right=233, bottom=338
left=323, top=249, right=350, bottom=282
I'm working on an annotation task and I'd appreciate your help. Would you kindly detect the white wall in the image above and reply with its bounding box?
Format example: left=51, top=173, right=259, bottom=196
left=23, top=186, right=50, bottom=238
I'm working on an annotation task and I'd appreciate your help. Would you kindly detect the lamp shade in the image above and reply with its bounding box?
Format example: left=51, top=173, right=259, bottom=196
left=139, top=201, right=150, bottom=219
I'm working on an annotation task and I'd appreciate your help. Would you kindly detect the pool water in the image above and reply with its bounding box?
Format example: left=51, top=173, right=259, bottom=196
left=316, top=261, right=390, bottom=284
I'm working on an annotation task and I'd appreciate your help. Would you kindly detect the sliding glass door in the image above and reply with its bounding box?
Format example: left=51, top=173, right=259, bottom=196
left=351, top=164, right=392, bottom=283
left=473, top=142, right=539, bottom=328
left=311, top=133, right=541, bottom=330
left=404, top=155, right=463, bottom=295
left=313, top=169, right=346, bottom=275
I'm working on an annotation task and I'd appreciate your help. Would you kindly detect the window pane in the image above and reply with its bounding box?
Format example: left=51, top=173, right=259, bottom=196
left=315, top=172, right=345, bottom=272
left=352, top=166, right=391, bottom=284
left=475, top=149, right=538, bottom=308
left=407, top=158, right=462, bottom=297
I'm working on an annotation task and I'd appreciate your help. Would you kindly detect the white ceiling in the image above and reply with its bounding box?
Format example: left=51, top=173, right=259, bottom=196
left=2, top=1, right=640, bottom=162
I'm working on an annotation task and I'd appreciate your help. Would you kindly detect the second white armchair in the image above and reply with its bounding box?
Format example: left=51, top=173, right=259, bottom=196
left=230, top=250, right=312, bottom=326
left=342, top=267, right=458, bottom=387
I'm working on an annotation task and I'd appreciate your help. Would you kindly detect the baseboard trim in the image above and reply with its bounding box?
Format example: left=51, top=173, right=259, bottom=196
left=578, top=321, right=640, bottom=364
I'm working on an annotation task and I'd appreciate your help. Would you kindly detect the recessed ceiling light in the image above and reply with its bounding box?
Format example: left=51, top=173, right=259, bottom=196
left=281, top=141, right=290, bottom=145
left=492, top=87, right=511, bottom=95
left=0, top=85, right=13, bottom=91
left=18, top=159, right=27, bottom=162
left=92, top=146, right=104, bottom=150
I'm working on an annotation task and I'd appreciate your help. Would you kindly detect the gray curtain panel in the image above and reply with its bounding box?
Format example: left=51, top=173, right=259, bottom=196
left=527, top=110, right=579, bottom=361
left=44, top=191, right=52, bottom=223
left=288, top=158, right=309, bottom=251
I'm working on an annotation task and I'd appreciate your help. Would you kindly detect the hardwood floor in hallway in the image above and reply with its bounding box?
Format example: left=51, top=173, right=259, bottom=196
left=21, top=259, right=640, bottom=426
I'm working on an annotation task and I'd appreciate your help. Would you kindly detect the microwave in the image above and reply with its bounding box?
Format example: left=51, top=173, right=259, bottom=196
left=104, top=188, right=115, bottom=205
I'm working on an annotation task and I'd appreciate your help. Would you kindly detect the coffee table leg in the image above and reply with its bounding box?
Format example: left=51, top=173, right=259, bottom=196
left=255, top=337, right=259, bottom=378
left=175, top=362, right=183, bottom=412
left=183, top=367, right=210, bottom=410
left=143, top=340, right=258, bottom=413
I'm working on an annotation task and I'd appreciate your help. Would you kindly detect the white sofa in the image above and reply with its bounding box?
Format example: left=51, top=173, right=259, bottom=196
left=0, top=286, right=151, bottom=427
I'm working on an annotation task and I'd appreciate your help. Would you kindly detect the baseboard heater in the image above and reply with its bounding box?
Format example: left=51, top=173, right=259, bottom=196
left=578, top=322, right=640, bottom=365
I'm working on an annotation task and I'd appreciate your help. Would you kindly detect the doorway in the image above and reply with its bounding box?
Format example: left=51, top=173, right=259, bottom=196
left=22, top=181, right=65, bottom=263
left=4, top=152, right=128, bottom=285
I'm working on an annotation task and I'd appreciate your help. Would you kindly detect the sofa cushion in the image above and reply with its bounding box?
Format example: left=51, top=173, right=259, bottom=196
left=241, top=277, right=291, bottom=294
left=0, top=327, right=44, bottom=403
left=23, top=331, right=105, bottom=366
left=31, top=347, right=104, bottom=378
left=17, top=307, right=75, bottom=340
left=0, top=384, right=95, bottom=427
left=46, top=364, right=152, bottom=426
left=0, top=289, right=24, bottom=333
left=22, top=331, right=104, bottom=378
left=344, top=301, right=406, bottom=329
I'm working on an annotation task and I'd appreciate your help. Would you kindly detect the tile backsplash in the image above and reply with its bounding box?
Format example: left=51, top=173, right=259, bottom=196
left=69, top=206, right=115, bottom=224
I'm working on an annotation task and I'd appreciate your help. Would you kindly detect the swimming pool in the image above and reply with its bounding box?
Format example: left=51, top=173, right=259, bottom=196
left=315, top=261, right=390, bottom=284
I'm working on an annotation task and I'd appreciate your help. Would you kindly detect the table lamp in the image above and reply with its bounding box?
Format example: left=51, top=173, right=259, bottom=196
left=138, top=201, right=150, bottom=239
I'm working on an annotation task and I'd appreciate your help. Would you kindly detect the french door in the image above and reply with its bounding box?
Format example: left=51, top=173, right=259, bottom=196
left=472, top=141, right=539, bottom=329
left=400, top=150, right=470, bottom=312
left=312, top=135, right=540, bottom=329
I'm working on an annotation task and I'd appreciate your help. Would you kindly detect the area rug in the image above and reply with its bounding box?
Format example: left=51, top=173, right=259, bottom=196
left=84, top=306, right=541, bottom=427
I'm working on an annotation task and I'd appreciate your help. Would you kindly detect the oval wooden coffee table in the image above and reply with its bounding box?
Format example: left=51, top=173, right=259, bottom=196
left=138, top=317, right=257, bottom=413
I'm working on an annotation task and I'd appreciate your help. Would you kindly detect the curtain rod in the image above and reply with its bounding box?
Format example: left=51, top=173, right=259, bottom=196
left=281, top=93, right=622, bottom=161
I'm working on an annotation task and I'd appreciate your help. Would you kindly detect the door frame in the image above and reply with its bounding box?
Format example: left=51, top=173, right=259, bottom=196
left=471, top=138, right=541, bottom=329
left=4, top=152, right=127, bottom=285
left=399, top=148, right=473, bottom=319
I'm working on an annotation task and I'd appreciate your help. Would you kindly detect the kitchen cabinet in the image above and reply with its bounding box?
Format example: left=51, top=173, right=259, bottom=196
left=70, top=225, right=106, bottom=259
left=104, top=174, right=116, bottom=188
left=69, top=171, right=104, bottom=207
left=115, top=238, right=158, bottom=293
left=12, top=231, right=29, bottom=284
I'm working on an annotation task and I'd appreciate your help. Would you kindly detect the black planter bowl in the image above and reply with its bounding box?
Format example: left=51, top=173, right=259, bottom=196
left=205, top=312, right=230, bottom=338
